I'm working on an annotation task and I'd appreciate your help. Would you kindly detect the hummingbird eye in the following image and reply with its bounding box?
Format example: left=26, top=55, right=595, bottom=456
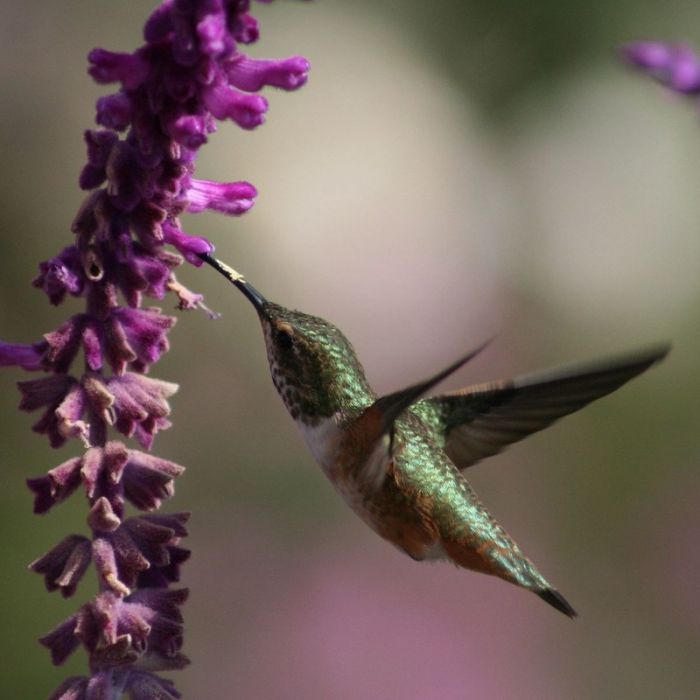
left=276, top=328, right=294, bottom=350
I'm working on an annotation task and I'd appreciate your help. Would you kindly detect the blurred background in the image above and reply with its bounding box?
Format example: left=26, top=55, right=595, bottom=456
left=1, top=1, right=699, bottom=698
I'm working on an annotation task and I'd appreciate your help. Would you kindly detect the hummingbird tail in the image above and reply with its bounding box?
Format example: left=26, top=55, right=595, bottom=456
left=537, top=587, right=578, bottom=618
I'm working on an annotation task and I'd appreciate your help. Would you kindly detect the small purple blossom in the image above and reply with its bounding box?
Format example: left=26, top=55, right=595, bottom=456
left=622, top=41, right=700, bottom=94
left=27, top=441, right=185, bottom=516
left=30, top=535, right=93, bottom=598
left=0, top=340, right=47, bottom=371
left=2, top=1, right=309, bottom=696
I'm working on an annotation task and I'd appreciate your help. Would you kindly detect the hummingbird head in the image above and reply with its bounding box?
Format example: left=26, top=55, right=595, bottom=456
left=199, top=254, right=375, bottom=424
left=258, top=302, right=375, bottom=424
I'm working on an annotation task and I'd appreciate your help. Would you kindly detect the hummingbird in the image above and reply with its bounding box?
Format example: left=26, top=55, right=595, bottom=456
left=200, top=253, right=669, bottom=617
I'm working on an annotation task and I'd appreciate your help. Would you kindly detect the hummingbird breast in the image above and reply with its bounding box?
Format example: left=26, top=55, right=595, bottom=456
left=296, top=412, right=441, bottom=560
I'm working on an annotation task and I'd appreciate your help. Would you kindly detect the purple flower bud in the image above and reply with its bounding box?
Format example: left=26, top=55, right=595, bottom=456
left=96, top=92, right=133, bottom=131
left=30, top=534, right=92, bottom=597
left=622, top=41, right=700, bottom=93
left=0, top=340, right=47, bottom=371
left=233, top=11, right=260, bottom=44
left=166, top=113, right=213, bottom=148
left=62, top=588, right=188, bottom=664
left=106, top=141, right=148, bottom=212
left=122, top=449, right=185, bottom=511
left=93, top=536, right=131, bottom=597
left=144, top=1, right=175, bottom=43
left=162, top=221, right=213, bottom=264
left=102, top=373, right=177, bottom=448
left=93, top=512, right=189, bottom=593
left=44, top=315, right=102, bottom=373
left=108, top=307, right=176, bottom=374
left=18, top=375, right=89, bottom=448
left=27, top=456, right=83, bottom=514
left=40, top=614, right=81, bottom=666
left=80, top=130, right=119, bottom=190
left=137, top=543, right=190, bottom=588
left=33, top=246, right=85, bottom=305
left=27, top=441, right=184, bottom=520
left=88, top=49, right=150, bottom=90
left=185, top=177, right=257, bottom=215
left=109, top=237, right=180, bottom=306
left=88, top=496, right=122, bottom=532
left=202, top=80, right=268, bottom=128
left=47, top=676, right=89, bottom=700
left=226, top=54, right=310, bottom=92
left=197, top=13, right=231, bottom=58
left=82, top=442, right=129, bottom=498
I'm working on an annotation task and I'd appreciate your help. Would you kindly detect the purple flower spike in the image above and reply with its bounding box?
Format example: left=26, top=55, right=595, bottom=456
left=622, top=41, right=700, bottom=94
left=6, top=2, right=309, bottom=697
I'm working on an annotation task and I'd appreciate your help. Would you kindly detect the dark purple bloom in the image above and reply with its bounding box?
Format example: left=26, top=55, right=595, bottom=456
left=4, top=1, right=309, bottom=697
left=122, top=449, right=185, bottom=511
left=18, top=375, right=88, bottom=448
left=622, top=41, right=700, bottom=94
left=27, top=455, right=84, bottom=514
left=30, top=535, right=93, bottom=598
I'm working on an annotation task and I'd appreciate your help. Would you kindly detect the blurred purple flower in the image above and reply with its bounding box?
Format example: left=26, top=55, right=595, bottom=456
left=1, top=1, right=309, bottom=697
left=622, top=41, right=700, bottom=94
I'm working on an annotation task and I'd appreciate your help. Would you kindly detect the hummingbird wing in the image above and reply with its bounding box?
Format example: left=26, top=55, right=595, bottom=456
left=351, top=340, right=492, bottom=491
left=414, top=345, right=669, bottom=472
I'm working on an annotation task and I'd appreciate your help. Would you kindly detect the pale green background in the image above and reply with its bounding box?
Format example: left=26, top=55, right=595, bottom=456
left=1, top=1, right=699, bottom=698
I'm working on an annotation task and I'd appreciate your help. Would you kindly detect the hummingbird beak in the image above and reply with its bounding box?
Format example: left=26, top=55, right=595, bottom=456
left=198, top=253, right=268, bottom=315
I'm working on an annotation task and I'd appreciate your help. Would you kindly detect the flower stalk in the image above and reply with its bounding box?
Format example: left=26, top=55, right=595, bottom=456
left=2, top=1, right=308, bottom=698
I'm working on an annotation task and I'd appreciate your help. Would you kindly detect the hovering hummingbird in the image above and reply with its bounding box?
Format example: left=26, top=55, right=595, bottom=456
left=200, top=253, right=668, bottom=617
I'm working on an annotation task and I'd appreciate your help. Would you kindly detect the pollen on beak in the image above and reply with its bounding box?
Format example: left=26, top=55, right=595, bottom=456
left=198, top=253, right=268, bottom=315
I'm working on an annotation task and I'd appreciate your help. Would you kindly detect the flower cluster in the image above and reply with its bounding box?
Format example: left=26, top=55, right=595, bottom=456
left=622, top=41, right=700, bottom=97
left=1, top=1, right=308, bottom=698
